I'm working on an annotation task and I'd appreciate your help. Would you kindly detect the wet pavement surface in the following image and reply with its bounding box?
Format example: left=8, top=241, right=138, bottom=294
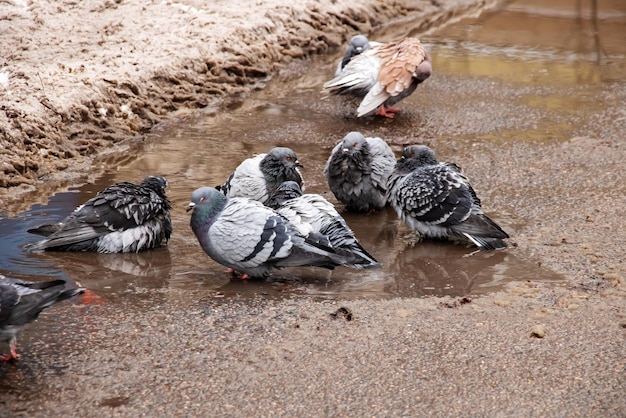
left=1, top=0, right=626, bottom=415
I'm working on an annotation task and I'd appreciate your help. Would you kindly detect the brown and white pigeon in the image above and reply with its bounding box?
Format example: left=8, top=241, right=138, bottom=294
left=218, top=147, right=304, bottom=205
left=27, top=176, right=172, bottom=253
left=386, top=145, right=509, bottom=250
left=324, top=132, right=396, bottom=213
left=0, top=275, right=84, bottom=361
left=323, top=37, right=432, bottom=118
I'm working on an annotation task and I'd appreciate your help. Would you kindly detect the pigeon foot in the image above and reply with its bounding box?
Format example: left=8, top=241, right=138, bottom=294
left=0, top=342, right=20, bottom=361
left=376, top=105, right=401, bottom=118
left=228, top=269, right=249, bottom=280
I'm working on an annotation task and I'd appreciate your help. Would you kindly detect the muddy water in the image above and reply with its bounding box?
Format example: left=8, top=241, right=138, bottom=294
left=2, top=0, right=625, bottom=306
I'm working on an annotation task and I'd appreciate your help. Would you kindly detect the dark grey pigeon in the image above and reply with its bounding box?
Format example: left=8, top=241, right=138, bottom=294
left=219, top=147, right=304, bottom=205
left=28, top=176, right=172, bottom=253
left=0, top=275, right=84, bottom=361
left=323, top=37, right=432, bottom=118
left=324, top=131, right=396, bottom=213
left=267, top=181, right=381, bottom=269
left=386, top=145, right=509, bottom=250
left=334, top=35, right=376, bottom=76
left=188, top=187, right=364, bottom=279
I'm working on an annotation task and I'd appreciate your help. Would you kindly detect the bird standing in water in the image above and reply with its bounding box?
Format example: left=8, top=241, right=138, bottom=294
left=218, top=147, right=304, bottom=205
left=28, top=176, right=172, bottom=253
left=387, top=145, right=509, bottom=250
left=188, top=187, right=371, bottom=279
left=324, top=131, right=396, bottom=213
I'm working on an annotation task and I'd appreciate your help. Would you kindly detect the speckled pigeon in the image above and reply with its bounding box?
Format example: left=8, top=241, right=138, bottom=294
left=323, top=37, right=432, bottom=118
left=324, top=131, right=396, bottom=213
left=28, top=176, right=172, bottom=253
left=218, top=147, right=304, bottom=205
left=386, top=145, right=509, bottom=250
left=334, top=35, right=378, bottom=76
left=267, top=181, right=381, bottom=269
left=0, top=275, right=84, bottom=361
left=188, top=187, right=365, bottom=279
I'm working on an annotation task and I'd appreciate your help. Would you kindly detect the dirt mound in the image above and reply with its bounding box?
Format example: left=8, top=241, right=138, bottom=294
left=0, top=0, right=490, bottom=213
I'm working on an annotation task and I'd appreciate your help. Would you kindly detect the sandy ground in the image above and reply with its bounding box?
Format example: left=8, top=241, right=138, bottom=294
left=1, top=0, right=625, bottom=416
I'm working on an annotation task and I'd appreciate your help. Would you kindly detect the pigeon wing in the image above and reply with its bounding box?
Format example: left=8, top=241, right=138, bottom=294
left=323, top=52, right=380, bottom=97
left=394, top=165, right=473, bottom=227
left=207, top=199, right=293, bottom=269
left=222, top=154, right=269, bottom=203
left=357, top=39, right=427, bottom=117
left=367, top=137, right=396, bottom=195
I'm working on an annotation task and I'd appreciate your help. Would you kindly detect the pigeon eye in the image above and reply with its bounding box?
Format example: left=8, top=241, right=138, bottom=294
left=286, top=156, right=292, bottom=162
left=409, top=153, right=415, bottom=158
left=200, top=197, right=205, bottom=202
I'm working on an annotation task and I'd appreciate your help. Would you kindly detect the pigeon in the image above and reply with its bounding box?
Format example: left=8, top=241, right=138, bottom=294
left=28, top=176, right=172, bottom=253
left=188, top=187, right=366, bottom=279
left=386, top=145, right=509, bottom=250
left=323, top=37, right=432, bottom=118
left=267, top=181, right=381, bottom=269
left=334, top=35, right=378, bottom=76
left=218, top=147, right=304, bottom=205
left=0, top=275, right=84, bottom=361
left=324, top=131, right=396, bottom=213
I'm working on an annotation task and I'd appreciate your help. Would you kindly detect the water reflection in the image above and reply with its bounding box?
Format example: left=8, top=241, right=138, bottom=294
left=426, top=0, right=626, bottom=83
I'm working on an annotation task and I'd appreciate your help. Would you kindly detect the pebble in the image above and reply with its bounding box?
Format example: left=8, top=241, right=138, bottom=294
left=531, top=324, right=546, bottom=338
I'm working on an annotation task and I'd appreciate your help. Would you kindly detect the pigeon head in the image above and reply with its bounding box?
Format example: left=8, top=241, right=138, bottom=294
left=415, top=52, right=433, bottom=82
left=266, top=181, right=304, bottom=209
left=340, top=132, right=370, bottom=159
left=395, top=145, right=438, bottom=173
left=141, top=176, right=169, bottom=195
left=402, top=145, right=438, bottom=163
left=341, top=35, right=371, bottom=69
left=259, top=147, right=303, bottom=189
left=187, top=187, right=227, bottom=230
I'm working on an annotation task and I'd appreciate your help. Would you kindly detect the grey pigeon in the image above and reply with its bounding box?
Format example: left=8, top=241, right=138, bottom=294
left=28, top=176, right=172, bottom=253
left=323, top=37, right=432, bottom=118
left=324, top=131, right=396, bottom=213
left=267, top=181, right=381, bottom=269
left=0, top=275, right=84, bottom=361
left=386, top=145, right=509, bottom=250
left=219, top=147, right=304, bottom=205
left=334, top=35, right=377, bottom=76
left=188, top=187, right=365, bottom=279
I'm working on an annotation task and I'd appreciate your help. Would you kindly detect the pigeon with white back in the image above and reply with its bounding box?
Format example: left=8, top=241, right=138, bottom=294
left=28, top=176, right=172, bottom=253
left=386, top=145, right=509, bottom=250
left=188, top=187, right=367, bottom=279
left=267, top=180, right=380, bottom=269
left=0, top=275, right=84, bottom=361
left=334, top=35, right=378, bottom=76
left=323, top=37, right=432, bottom=118
left=324, top=131, right=396, bottom=213
left=219, top=147, right=304, bottom=205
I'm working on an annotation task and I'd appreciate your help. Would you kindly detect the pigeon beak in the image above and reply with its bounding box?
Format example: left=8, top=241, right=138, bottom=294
left=186, top=202, right=196, bottom=212
left=342, top=147, right=349, bottom=154
left=295, top=160, right=303, bottom=168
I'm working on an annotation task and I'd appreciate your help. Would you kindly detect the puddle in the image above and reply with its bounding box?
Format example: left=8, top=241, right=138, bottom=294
left=2, top=0, right=625, bottom=304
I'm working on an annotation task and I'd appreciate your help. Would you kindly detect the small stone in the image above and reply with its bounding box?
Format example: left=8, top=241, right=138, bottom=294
left=602, top=272, right=624, bottom=287
left=494, top=299, right=512, bottom=307
left=531, top=324, right=545, bottom=338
